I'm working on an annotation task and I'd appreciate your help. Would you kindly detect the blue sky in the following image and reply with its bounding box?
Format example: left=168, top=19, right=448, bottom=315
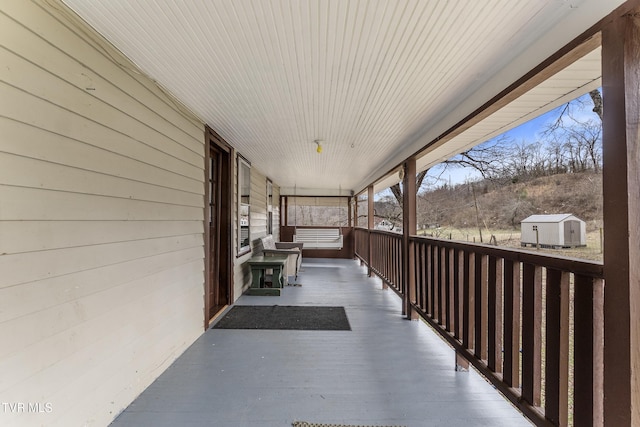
left=375, top=91, right=600, bottom=198
left=430, top=91, right=599, bottom=187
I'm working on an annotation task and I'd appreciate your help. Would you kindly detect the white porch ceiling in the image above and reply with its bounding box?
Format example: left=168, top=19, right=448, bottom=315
left=62, top=0, right=623, bottom=195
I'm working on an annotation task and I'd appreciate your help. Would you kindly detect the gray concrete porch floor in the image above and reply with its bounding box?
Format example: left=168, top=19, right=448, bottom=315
left=110, top=258, right=532, bottom=427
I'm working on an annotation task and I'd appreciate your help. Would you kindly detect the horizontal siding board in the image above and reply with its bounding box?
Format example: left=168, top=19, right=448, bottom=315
left=0, top=282, right=203, bottom=427
left=46, top=286, right=203, bottom=427
left=0, top=48, right=203, bottom=168
left=251, top=170, right=268, bottom=240
left=0, top=261, right=203, bottom=391
left=0, top=102, right=203, bottom=189
left=0, top=1, right=205, bottom=146
left=0, top=220, right=203, bottom=255
left=0, top=233, right=203, bottom=290
left=0, top=16, right=204, bottom=158
left=52, top=292, right=202, bottom=427
left=0, top=185, right=203, bottom=221
left=0, top=152, right=203, bottom=208
left=0, top=246, right=203, bottom=324
left=0, top=1, right=207, bottom=425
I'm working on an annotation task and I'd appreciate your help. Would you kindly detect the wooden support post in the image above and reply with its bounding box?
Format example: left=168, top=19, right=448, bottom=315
left=367, top=185, right=375, bottom=279
left=602, top=8, right=640, bottom=426
left=283, top=196, right=288, bottom=228
left=403, top=158, right=417, bottom=319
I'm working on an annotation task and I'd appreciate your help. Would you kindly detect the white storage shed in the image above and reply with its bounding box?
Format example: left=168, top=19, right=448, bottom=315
left=521, top=214, right=587, bottom=248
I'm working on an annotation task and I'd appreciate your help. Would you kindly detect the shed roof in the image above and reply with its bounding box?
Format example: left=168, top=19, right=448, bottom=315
left=521, top=214, right=581, bottom=223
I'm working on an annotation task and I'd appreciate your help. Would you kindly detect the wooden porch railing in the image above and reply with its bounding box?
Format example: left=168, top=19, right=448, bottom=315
left=354, top=227, right=604, bottom=427
left=354, top=227, right=404, bottom=295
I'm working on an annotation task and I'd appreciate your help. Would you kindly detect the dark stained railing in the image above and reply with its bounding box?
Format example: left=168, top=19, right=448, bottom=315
left=354, top=227, right=369, bottom=265
left=355, top=228, right=403, bottom=295
left=355, top=227, right=604, bottom=427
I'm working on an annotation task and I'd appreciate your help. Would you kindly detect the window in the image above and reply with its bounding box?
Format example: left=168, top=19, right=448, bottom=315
left=237, top=156, right=251, bottom=254
left=267, top=179, right=273, bottom=235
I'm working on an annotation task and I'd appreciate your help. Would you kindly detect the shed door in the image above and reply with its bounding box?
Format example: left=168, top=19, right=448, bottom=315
left=564, top=220, right=580, bottom=246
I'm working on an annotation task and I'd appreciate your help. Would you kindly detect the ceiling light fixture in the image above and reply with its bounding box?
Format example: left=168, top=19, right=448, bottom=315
left=314, top=139, right=323, bottom=154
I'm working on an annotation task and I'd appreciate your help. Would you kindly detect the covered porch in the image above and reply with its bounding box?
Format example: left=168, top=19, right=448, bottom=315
left=110, top=258, right=532, bottom=427
left=2, top=1, right=640, bottom=426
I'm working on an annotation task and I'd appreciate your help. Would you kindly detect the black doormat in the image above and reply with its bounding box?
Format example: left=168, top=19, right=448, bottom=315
left=212, top=305, right=351, bottom=331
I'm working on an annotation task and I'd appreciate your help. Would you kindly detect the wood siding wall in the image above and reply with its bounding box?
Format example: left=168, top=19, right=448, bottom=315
left=0, top=2, right=205, bottom=426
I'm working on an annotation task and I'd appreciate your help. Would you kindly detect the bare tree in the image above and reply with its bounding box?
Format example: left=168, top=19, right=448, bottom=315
left=444, top=136, right=512, bottom=180
left=589, top=89, right=603, bottom=121
left=389, top=169, right=429, bottom=205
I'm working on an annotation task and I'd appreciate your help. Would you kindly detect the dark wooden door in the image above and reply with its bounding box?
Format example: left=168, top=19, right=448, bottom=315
left=204, top=128, right=233, bottom=327
left=207, top=145, right=230, bottom=321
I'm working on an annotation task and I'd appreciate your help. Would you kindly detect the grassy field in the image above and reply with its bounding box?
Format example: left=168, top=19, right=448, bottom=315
left=418, top=226, right=604, bottom=262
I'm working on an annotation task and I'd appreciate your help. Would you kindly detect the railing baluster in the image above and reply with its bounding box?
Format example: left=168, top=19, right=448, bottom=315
left=465, top=251, right=475, bottom=352
left=420, top=243, right=426, bottom=312
left=398, top=237, right=403, bottom=293
left=450, top=248, right=458, bottom=337
left=441, top=246, right=448, bottom=327
left=426, top=244, right=433, bottom=316
left=522, top=263, right=543, bottom=407
left=455, top=249, right=464, bottom=340
left=413, top=241, right=421, bottom=311
left=503, top=259, right=521, bottom=389
left=574, top=275, right=604, bottom=426
left=475, top=254, right=488, bottom=361
left=545, top=268, right=570, bottom=426
left=487, top=256, right=503, bottom=374
left=433, top=245, right=439, bottom=321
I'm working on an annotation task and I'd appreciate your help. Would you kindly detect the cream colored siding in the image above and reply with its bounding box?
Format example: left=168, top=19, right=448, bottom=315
left=0, top=2, right=205, bottom=426
left=251, top=169, right=268, bottom=239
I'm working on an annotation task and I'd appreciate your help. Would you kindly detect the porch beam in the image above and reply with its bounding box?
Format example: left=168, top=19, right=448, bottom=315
left=402, top=158, right=417, bottom=319
left=602, top=6, right=640, bottom=426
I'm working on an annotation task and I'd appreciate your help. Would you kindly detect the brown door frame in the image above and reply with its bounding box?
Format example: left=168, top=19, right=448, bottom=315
left=204, top=126, right=234, bottom=329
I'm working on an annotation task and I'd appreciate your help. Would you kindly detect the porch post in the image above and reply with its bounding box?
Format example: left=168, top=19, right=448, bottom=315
left=367, top=185, right=375, bottom=278
left=402, top=158, right=417, bottom=319
left=602, top=8, right=640, bottom=427
left=283, top=196, right=288, bottom=228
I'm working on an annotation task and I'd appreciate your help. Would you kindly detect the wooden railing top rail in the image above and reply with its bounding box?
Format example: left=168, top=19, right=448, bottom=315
left=408, top=234, right=603, bottom=278
left=358, top=227, right=603, bottom=277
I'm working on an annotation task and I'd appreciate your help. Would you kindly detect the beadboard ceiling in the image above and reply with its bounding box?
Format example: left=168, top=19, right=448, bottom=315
left=62, top=0, right=622, bottom=195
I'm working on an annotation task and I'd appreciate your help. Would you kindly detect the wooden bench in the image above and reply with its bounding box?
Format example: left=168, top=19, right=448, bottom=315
left=293, top=228, right=343, bottom=250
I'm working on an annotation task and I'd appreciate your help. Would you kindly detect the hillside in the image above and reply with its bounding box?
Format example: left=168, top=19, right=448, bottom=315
left=416, top=171, right=603, bottom=233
